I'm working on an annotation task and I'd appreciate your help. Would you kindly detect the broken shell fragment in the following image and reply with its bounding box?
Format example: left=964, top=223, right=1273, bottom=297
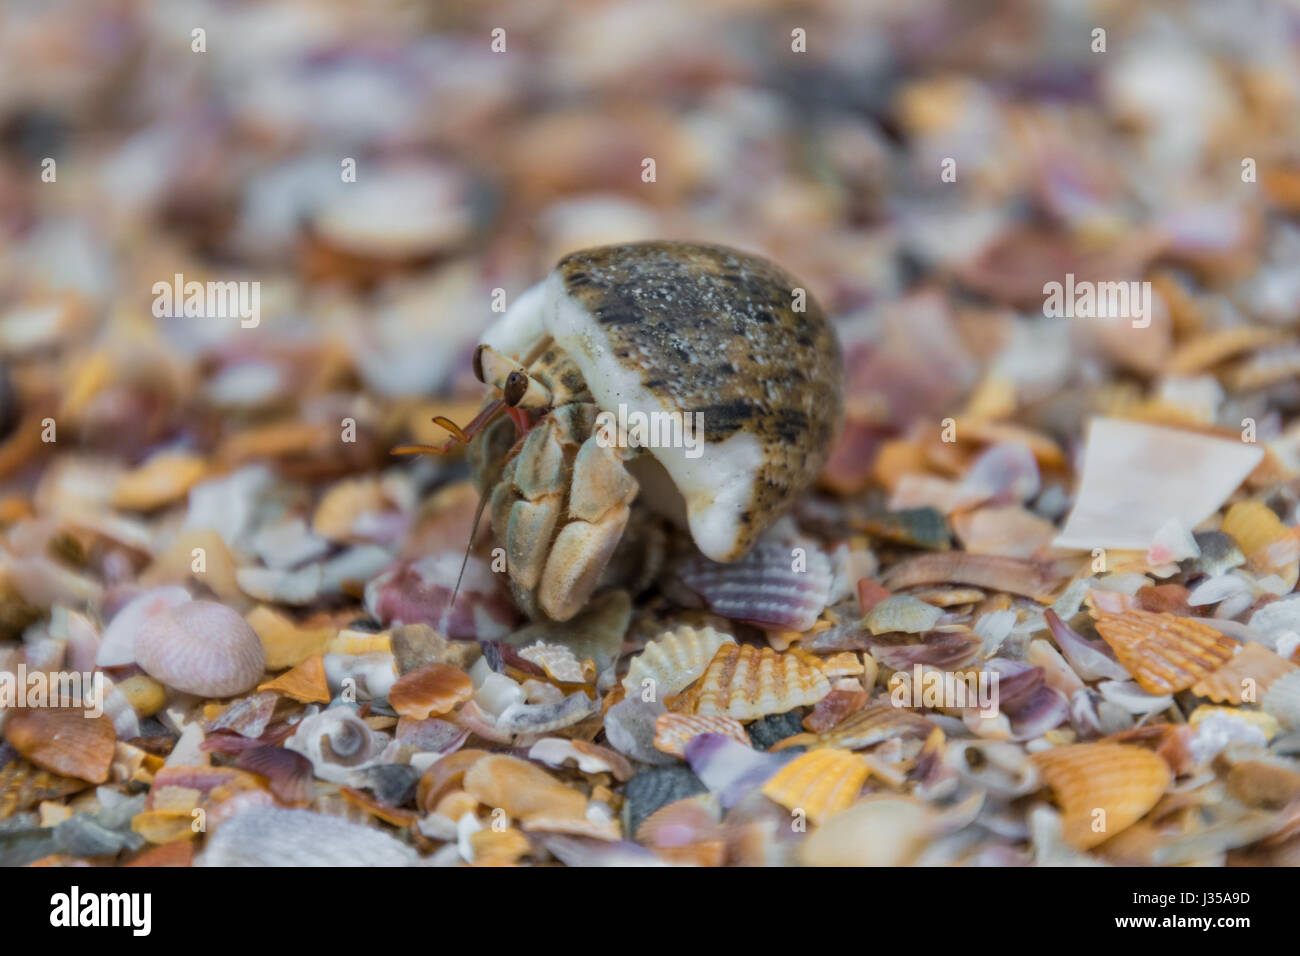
left=1191, top=642, right=1296, bottom=705
left=258, top=654, right=331, bottom=704
left=463, top=754, right=588, bottom=825
left=135, top=600, right=266, bottom=698
left=1094, top=609, right=1239, bottom=695
left=1030, top=742, right=1172, bottom=850
left=388, top=662, right=474, bottom=719
left=3, top=708, right=116, bottom=784
left=694, top=643, right=831, bottom=722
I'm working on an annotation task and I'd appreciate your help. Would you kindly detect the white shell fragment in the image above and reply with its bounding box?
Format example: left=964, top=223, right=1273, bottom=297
left=1054, top=419, right=1263, bottom=551
left=198, top=807, right=425, bottom=867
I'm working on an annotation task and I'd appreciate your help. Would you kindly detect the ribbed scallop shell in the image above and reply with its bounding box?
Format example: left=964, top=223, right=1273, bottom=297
left=1094, top=610, right=1238, bottom=695
left=621, top=625, right=736, bottom=699
left=1030, top=742, right=1172, bottom=850
left=134, top=599, right=266, bottom=698
left=653, top=713, right=750, bottom=757
left=1263, top=671, right=1300, bottom=731
left=673, top=540, right=834, bottom=632
left=1191, top=642, right=1297, bottom=705
left=694, top=643, right=830, bottom=722
left=759, top=748, right=869, bottom=824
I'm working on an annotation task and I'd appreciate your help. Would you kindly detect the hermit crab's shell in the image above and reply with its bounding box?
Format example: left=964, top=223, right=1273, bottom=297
left=480, top=241, right=844, bottom=562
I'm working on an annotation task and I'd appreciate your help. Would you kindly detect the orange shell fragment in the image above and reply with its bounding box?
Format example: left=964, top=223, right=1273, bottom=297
left=1094, top=609, right=1238, bottom=695
left=1031, top=742, right=1172, bottom=850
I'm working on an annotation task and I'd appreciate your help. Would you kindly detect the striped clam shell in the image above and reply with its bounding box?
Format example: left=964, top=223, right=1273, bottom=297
left=621, top=625, right=736, bottom=699
left=134, top=600, right=265, bottom=698
left=694, top=643, right=831, bottom=722
left=673, top=539, right=834, bottom=632
left=654, top=713, right=750, bottom=758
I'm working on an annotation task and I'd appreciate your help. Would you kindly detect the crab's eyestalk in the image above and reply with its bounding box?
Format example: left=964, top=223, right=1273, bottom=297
left=474, top=343, right=551, bottom=409
left=502, top=369, right=551, bottom=409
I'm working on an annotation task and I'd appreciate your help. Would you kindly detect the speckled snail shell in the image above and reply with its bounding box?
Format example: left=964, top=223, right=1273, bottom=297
left=481, top=240, right=844, bottom=565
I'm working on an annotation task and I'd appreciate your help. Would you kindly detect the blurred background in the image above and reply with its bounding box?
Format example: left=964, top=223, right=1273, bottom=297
left=0, top=0, right=1298, bottom=579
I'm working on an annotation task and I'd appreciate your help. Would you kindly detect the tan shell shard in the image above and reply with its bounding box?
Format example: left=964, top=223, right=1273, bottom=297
left=774, top=701, right=935, bottom=751
left=760, top=748, right=869, bottom=824
left=653, top=713, right=749, bottom=757
left=1166, top=326, right=1289, bottom=375
left=694, top=643, right=830, bottom=722
left=1094, top=609, right=1239, bottom=695
left=387, top=661, right=473, bottom=719
left=621, top=625, right=736, bottom=699
left=3, top=708, right=117, bottom=784
left=1030, top=742, right=1172, bottom=850
left=882, top=552, right=1058, bottom=599
left=1191, top=642, right=1296, bottom=704
left=463, top=754, right=588, bottom=825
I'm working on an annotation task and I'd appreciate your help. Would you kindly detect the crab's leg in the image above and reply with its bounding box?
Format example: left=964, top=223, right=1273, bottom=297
left=537, top=434, right=639, bottom=622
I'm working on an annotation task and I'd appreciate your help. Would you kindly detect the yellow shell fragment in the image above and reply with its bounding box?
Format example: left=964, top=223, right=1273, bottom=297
left=760, top=748, right=869, bottom=824
left=111, top=452, right=207, bottom=511
left=1187, top=705, right=1280, bottom=741
left=115, top=674, right=167, bottom=718
left=463, top=754, right=588, bottom=825
left=246, top=605, right=334, bottom=670
left=694, top=643, right=830, bottom=722
left=1031, top=743, right=1171, bottom=850
left=621, top=625, right=736, bottom=698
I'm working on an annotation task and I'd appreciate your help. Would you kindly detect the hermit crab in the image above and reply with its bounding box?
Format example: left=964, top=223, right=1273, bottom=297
left=397, top=241, right=843, bottom=622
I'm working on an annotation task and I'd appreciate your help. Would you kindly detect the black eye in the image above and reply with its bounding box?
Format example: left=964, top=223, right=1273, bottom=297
left=503, top=370, right=529, bottom=406
left=471, top=344, right=488, bottom=383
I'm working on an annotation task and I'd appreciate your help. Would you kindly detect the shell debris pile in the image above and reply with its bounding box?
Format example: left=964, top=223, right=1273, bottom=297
left=3, top=0, right=1300, bottom=868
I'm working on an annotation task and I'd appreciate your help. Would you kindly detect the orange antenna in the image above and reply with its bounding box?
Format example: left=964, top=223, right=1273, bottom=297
left=391, top=399, right=507, bottom=456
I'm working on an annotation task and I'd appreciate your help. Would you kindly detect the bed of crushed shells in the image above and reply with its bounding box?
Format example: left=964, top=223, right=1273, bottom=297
left=4, top=0, right=1300, bottom=866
